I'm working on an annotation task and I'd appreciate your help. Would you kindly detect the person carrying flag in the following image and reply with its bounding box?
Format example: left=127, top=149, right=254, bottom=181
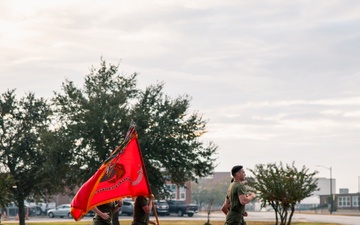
left=132, top=195, right=157, bottom=225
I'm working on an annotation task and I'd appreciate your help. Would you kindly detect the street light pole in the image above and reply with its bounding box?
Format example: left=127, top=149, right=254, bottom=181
left=315, top=165, right=333, bottom=214
left=330, top=166, right=333, bottom=214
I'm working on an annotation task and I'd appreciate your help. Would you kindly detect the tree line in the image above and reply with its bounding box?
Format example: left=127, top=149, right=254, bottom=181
left=0, top=59, right=319, bottom=225
left=0, top=59, right=217, bottom=225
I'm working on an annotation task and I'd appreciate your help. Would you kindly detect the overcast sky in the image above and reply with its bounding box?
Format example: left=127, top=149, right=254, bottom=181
left=1, top=0, right=360, bottom=193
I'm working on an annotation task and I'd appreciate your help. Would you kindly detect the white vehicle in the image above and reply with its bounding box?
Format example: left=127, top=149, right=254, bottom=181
left=47, top=204, right=71, bottom=218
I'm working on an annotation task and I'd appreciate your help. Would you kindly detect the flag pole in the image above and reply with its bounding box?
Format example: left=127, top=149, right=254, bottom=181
left=132, top=121, right=160, bottom=225
left=152, top=200, right=160, bottom=225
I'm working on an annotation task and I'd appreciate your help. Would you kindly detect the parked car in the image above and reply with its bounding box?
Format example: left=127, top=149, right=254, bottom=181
left=86, top=210, right=95, bottom=217
left=47, top=204, right=72, bottom=218
left=120, top=200, right=134, bottom=216
left=151, top=200, right=169, bottom=216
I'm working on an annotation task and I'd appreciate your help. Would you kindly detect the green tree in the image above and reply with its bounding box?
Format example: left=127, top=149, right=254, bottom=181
left=249, top=162, right=318, bottom=225
left=0, top=90, right=73, bottom=225
left=52, top=59, right=218, bottom=197
left=0, top=173, right=15, bottom=209
left=132, top=83, right=218, bottom=196
left=192, top=182, right=212, bottom=210
left=37, top=128, right=77, bottom=197
left=52, top=60, right=139, bottom=184
left=192, top=176, right=229, bottom=210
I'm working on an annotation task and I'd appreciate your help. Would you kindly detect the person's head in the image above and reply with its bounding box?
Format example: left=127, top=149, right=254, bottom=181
left=231, top=165, right=246, bottom=182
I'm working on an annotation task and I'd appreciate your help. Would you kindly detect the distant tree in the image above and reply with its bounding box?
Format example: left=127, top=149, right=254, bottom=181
left=52, top=59, right=218, bottom=197
left=192, top=176, right=229, bottom=210
left=0, top=90, right=73, bottom=225
left=192, top=182, right=211, bottom=210
left=249, top=162, right=318, bottom=225
left=211, top=180, right=229, bottom=208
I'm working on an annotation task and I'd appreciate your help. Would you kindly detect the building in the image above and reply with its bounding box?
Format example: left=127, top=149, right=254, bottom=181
left=317, top=177, right=360, bottom=211
left=313, top=177, right=336, bottom=195
left=296, top=177, right=336, bottom=211
left=165, top=180, right=193, bottom=204
left=320, top=192, right=360, bottom=211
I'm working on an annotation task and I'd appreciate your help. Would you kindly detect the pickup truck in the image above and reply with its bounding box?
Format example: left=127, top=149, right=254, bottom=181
left=166, top=200, right=198, bottom=217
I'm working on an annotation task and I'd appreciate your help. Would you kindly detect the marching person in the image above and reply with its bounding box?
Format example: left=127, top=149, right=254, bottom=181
left=221, top=178, right=234, bottom=215
left=132, top=195, right=157, bottom=225
left=112, top=209, right=120, bottom=225
left=224, top=165, right=256, bottom=225
left=92, top=199, right=123, bottom=225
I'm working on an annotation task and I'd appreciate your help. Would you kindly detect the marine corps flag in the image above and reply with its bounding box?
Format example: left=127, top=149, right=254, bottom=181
left=70, top=124, right=151, bottom=221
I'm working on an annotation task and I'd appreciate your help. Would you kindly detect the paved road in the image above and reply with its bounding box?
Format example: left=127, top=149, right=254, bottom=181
left=196, top=211, right=360, bottom=225
left=242, top=211, right=360, bottom=225
left=2, top=211, right=360, bottom=225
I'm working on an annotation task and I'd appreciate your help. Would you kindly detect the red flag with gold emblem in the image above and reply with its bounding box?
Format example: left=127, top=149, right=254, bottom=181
left=70, top=125, right=151, bottom=221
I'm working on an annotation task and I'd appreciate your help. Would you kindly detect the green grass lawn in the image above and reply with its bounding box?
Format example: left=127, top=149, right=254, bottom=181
left=0, top=220, right=343, bottom=225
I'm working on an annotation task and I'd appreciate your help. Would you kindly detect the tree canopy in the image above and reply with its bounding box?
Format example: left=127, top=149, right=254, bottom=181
left=191, top=176, right=230, bottom=210
left=0, top=90, right=73, bottom=225
left=248, top=162, right=318, bottom=225
left=52, top=59, right=218, bottom=197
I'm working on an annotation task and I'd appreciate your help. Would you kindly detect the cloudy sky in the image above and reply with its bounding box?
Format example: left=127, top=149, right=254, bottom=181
left=1, top=0, right=360, bottom=193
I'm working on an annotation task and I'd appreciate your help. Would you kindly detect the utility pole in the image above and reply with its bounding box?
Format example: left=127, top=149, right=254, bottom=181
left=330, top=166, right=333, bottom=214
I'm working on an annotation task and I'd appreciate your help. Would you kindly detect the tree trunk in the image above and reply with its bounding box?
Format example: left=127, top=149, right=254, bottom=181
left=283, top=209, right=288, bottom=225
left=17, top=198, right=25, bottom=225
left=287, top=205, right=295, bottom=225
left=274, top=208, right=279, bottom=225
left=278, top=207, right=287, bottom=225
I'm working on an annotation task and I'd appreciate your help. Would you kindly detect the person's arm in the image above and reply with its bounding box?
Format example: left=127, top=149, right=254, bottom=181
left=239, top=192, right=256, bottom=205
left=221, top=197, right=230, bottom=215
left=141, top=197, right=154, bottom=214
left=91, top=206, right=110, bottom=220
left=113, top=200, right=123, bottom=213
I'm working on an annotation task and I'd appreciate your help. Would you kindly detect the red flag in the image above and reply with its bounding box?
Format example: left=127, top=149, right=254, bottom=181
left=70, top=128, right=151, bottom=221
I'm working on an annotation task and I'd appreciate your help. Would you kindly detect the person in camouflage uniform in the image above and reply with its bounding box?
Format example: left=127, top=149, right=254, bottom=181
left=131, top=195, right=157, bottom=225
left=92, top=200, right=123, bottom=225
left=224, top=165, right=256, bottom=225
